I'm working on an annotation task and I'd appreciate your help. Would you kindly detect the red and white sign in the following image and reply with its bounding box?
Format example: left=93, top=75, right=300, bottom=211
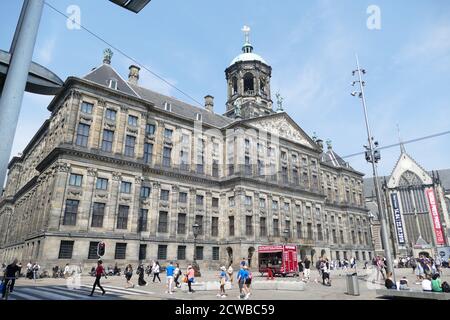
left=425, top=189, right=445, bottom=245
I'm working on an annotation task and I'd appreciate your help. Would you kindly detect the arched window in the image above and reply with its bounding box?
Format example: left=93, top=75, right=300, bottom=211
left=243, top=72, right=254, bottom=93
left=232, top=77, right=238, bottom=95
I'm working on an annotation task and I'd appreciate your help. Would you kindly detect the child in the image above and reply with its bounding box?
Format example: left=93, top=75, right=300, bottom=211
left=217, top=266, right=228, bottom=298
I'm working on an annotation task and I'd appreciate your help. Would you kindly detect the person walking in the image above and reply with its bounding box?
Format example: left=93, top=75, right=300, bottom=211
left=186, top=265, right=195, bottom=294
left=321, top=258, right=331, bottom=286
left=32, top=262, right=40, bottom=281
left=245, top=265, right=252, bottom=298
left=89, top=260, right=106, bottom=296
left=152, top=261, right=161, bottom=283
left=137, top=264, right=147, bottom=286
left=303, top=257, right=311, bottom=281
left=166, top=261, right=175, bottom=294
left=217, top=266, right=228, bottom=298
left=174, top=263, right=181, bottom=288
left=237, top=264, right=249, bottom=299
left=298, top=260, right=304, bottom=278
left=125, top=264, right=134, bottom=288
left=1, top=259, right=22, bottom=299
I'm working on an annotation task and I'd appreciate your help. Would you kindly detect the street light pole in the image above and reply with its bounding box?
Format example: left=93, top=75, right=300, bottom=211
left=0, top=0, right=44, bottom=192
left=352, top=54, right=396, bottom=281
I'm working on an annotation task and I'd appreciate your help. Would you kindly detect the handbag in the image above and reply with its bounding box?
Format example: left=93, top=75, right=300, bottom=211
left=183, top=275, right=188, bottom=283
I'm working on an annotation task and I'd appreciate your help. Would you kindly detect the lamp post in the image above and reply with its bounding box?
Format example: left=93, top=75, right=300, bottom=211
left=351, top=54, right=396, bottom=282
left=192, top=223, right=201, bottom=277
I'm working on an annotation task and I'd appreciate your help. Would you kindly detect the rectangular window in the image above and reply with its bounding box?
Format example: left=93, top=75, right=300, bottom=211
left=212, top=247, right=220, bottom=261
left=211, top=217, right=219, bottom=237
left=138, top=209, right=148, bottom=232
left=163, top=147, right=172, bottom=167
left=120, top=181, right=132, bottom=194
left=180, top=150, right=189, bottom=171
left=69, top=174, right=83, bottom=187
left=63, top=200, right=78, bottom=226
left=282, top=166, right=288, bottom=184
left=351, top=231, right=356, bottom=243
left=229, top=216, right=235, bottom=236
left=115, top=243, right=127, bottom=259
left=340, top=230, right=345, bottom=243
left=259, top=198, right=266, bottom=209
left=212, top=160, right=219, bottom=177
left=246, top=216, right=253, bottom=236
left=228, top=196, right=235, bottom=207
left=96, top=178, right=108, bottom=191
left=81, top=101, right=93, bottom=114
left=177, top=213, right=186, bottom=234
left=139, top=244, right=147, bottom=260
left=101, top=129, right=114, bottom=152
left=125, top=135, right=136, bottom=157
left=140, top=186, right=151, bottom=199
left=128, top=115, right=138, bottom=126
left=307, top=223, right=313, bottom=240
left=297, top=222, right=302, bottom=239
left=332, top=229, right=337, bottom=243
left=88, top=242, right=100, bottom=259
left=257, top=159, right=264, bottom=176
left=164, top=128, right=173, bottom=139
left=117, top=205, right=129, bottom=229
left=245, top=196, right=252, bottom=206
left=272, top=200, right=279, bottom=210
left=195, top=215, right=204, bottom=235
left=179, top=192, right=187, bottom=203
left=58, top=241, right=74, bottom=259
left=317, top=224, right=323, bottom=241
left=285, top=220, right=291, bottom=235
left=196, top=195, right=204, bottom=206
left=146, top=123, right=156, bottom=135
left=91, top=202, right=105, bottom=228
left=105, top=108, right=116, bottom=121
left=158, top=245, right=167, bottom=260
left=158, top=211, right=168, bottom=233
left=244, top=156, right=251, bottom=175
left=177, top=246, right=186, bottom=260
left=196, top=246, right=203, bottom=260
left=293, top=169, right=299, bottom=185
left=212, top=197, right=219, bottom=208
left=160, top=189, right=169, bottom=201
left=144, top=143, right=153, bottom=164
left=76, top=123, right=90, bottom=147
left=245, top=138, right=250, bottom=150
left=260, top=217, right=267, bottom=237
left=273, top=219, right=279, bottom=237
left=284, top=203, right=290, bottom=212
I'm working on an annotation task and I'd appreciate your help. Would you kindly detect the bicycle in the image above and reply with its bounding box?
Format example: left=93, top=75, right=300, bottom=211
left=2, top=277, right=17, bottom=301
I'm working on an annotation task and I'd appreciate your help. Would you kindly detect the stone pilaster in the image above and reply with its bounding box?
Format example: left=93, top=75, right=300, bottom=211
left=48, top=162, right=70, bottom=231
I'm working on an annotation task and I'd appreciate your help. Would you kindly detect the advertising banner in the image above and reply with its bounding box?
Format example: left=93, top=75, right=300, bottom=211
left=425, top=189, right=445, bottom=245
left=390, top=193, right=406, bottom=245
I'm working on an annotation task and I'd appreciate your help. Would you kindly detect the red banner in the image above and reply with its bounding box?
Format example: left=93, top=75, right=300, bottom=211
left=425, top=189, right=445, bottom=245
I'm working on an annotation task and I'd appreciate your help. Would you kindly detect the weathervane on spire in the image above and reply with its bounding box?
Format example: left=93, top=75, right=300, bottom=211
left=242, top=25, right=251, bottom=44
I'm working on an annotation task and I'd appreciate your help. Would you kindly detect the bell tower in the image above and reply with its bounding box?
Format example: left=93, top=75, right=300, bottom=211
left=224, top=26, right=273, bottom=119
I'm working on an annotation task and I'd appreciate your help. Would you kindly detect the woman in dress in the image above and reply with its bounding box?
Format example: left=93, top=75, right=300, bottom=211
left=137, top=263, right=147, bottom=286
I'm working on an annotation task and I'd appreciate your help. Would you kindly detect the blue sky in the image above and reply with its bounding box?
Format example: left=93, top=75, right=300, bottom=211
left=1, top=0, right=450, bottom=177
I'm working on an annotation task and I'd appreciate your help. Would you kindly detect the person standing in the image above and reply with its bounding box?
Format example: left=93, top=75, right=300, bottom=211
left=1, top=259, right=22, bottom=298
left=32, top=262, right=40, bottom=281
left=166, top=261, right=175, bottom=294
left=244, top=265, right=252, bottom=298
left=89, top=260, right=106, bottom=296
left=125, top=264, right=134, bottom=288
left=152, top=261, right=161, bottom=283
left=174, top=263, right=181, bottom=288
left=298, top=260, right=304, bottom=278
left=217, top=266, right=228, bottom=298
left=186, top=265, right=195, bottom=294
left=227, top=265, right=234, bottom=284
left=303, top=257, right=311, bottom=281
left=137, top=264, right=147, bottom=286
left=237, top=264, right=248, bottom=299
left=321, top=258, right=331, bottom=286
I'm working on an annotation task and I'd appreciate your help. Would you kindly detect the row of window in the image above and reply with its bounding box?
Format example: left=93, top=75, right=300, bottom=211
left=58, top=240, right=220, bottom=261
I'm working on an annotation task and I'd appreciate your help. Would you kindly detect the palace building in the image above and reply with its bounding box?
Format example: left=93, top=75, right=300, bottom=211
left=0, top=29, right=373, bottom=271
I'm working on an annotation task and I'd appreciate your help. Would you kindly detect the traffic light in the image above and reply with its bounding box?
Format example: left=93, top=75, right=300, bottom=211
left=97, top=242, right=105, bottom=257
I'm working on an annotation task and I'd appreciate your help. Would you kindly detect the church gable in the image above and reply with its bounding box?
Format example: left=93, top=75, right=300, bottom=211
left=244, top=113, right=318, bottom=149
left=387, top=152, right=433, bottom=188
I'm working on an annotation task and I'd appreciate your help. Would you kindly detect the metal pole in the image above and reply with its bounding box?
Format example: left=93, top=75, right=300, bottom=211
left=355, top=55, right=396, bottom=282
left=0, top=0, right=44, bottom=191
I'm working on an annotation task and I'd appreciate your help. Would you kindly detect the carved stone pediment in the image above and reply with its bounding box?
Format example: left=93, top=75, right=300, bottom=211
left=159, top=201, right=169, bottom=208
left=126, top=127, right=138, bottom=135
left=246, top=115, right=316, bottom=148
left=95, top=192, right=108, bottom=199
left=120, top=196, right=132, bottom=203
left=141, top=198, right=151, bottom=206
left=105, top=122, right=116, bottom=130
left=68, top=188, right=82, bottom=197
left=80, top=114, right=93, bottom=122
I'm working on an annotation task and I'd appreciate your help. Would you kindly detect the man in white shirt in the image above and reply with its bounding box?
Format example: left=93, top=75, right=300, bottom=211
left=422, top=275, right=432, bottom=292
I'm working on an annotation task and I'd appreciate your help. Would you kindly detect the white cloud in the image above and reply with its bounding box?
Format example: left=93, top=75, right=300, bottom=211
left=37, top=36, right=57, bottom=66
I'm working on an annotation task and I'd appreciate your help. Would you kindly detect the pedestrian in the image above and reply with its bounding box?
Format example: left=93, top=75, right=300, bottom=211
left=186, top=265, right=195, bottom=293
left=240, top=257, right=247, bottom=267
left=125, top=264, right=134, bottom=288
left=227, top=265, right=234, bottom=284
left=321, top=258, right=331, bottom=286
left=166, top=261, right=175, bottom=294
left=376, top=256, right=385, bottom=281
left=137, top=264, right=147, bottom=286
left=32, top=262, right=40, bottom=281
left=1, top=259, right=22, bottom=298
left=26, top=261, right=33, bottom=279
left=64, top=263, right=71, bottom=279
left=89, top=260, right=106, bottom=296
left=217, top=266, right=228, bottom=298
left=384, top=272, right=397, bottom=289
left=152, top=261, right=161, bottom=283
left=174, top=263, right=181, bottom=288
left=303, top=257, right=311, bottom=281
left=298, top=260, right=304, bottom=278
left=237, top=264, right=249, bottom=299
left=245, top=265, right=252, bottom=297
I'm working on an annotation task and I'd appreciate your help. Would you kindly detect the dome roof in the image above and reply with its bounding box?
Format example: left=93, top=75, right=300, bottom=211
left=229, top=52, right=268, bottom=66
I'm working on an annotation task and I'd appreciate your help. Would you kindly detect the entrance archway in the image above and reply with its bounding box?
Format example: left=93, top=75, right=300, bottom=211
left=226, top=247, right=233, bottom=267
left=248, top=247, right=255, bottom=267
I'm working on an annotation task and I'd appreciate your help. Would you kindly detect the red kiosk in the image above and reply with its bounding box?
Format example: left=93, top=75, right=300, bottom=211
left=258, top=245, right=298, bottom=277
